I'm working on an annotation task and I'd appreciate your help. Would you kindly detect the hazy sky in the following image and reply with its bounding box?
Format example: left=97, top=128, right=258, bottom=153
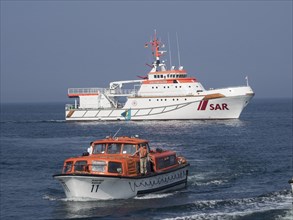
left=1, top=1, right=292, bottom=103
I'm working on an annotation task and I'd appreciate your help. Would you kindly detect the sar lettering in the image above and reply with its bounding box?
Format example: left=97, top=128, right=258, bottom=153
left=210, top=103, right=229, bottom=110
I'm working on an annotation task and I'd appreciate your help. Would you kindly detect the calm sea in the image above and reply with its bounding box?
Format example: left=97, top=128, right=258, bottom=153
left=0, top=98, right=292, bottom=220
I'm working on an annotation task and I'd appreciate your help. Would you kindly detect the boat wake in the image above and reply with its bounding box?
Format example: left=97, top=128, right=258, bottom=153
left=43, top=192, right=176, bottom=202
left=188, top=174, right=228, bottom=187
left=135, top=192, right=176, bottom=200
left=42, top=194, right=60, bottom=201
left=159, top=190, right=293, bottom=220
left=42, top=189, right=292, bottom=219
left=42, top=194, right=106, bottom=202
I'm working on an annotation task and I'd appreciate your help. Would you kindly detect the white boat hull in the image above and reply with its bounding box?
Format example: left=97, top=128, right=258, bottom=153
left=66, top=90, right=254, bottom=121
left=54, top=165, right=189, bottom=200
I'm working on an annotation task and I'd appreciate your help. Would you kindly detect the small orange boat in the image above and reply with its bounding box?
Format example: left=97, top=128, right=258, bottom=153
left=53, top=136, right=189, bottom=200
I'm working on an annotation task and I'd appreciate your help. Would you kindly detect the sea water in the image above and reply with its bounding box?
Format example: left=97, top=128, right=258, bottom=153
left=0, top=98, right=292, bottom=219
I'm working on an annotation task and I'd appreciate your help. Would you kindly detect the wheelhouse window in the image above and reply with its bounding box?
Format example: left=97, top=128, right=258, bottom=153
left=63, top=161, right=73, bottom=173
left=91, top=160, right=106, bottom=172
left=122, top=144, right=136, bottom=154
left=156, top=155, right=176, bottom=169
left=107, top=143, right=122, bottom=154
left=93, top=144, right=106, bottom=154
left=108, top=162, right=122, bottom=173
left=74, top=160, right=87, bottom=172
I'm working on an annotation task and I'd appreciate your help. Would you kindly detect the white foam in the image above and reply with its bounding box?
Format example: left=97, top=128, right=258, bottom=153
left=42, top=194, right=58, bottom=201
left=188, top=174, right=227, bottom=186
left=161, top=191, right=293, bottom=220
left=275, top=209, right=293, bottom=220
left=135, top=193, right=175, bottom=200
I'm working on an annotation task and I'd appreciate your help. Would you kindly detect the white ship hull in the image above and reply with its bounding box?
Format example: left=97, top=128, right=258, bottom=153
left=65, top=33, right=255, bottom=121
left=66, top=87, right=254, bottom=121
left=54, top=165, right=188, bottom=200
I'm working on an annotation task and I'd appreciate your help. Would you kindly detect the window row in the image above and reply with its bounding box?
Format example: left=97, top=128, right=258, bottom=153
left=63, top=160, right=122, bottom=174
left=92, top=143, right=149, bottom=155
left=151, top=85, right=192, bottom=89
left=153, top=74, right=187, bottom=79
left=148, top=98, right=188, bottom=101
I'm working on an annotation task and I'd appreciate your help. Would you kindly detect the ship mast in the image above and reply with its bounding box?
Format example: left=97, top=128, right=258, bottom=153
left=147, top=30, right=166, bottom=72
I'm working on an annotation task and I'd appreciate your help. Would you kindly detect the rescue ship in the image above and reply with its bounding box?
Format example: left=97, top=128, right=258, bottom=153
left=53, top=136, right=189, bottom=200
left=65, top=32, right=254, bottom=121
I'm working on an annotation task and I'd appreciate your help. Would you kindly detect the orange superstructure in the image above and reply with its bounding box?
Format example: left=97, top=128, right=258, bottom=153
left=60, top=136, right=188, bottom=177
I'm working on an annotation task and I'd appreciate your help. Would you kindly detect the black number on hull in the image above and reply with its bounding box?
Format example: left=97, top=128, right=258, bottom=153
left=91, top=184, right=99, bottom=192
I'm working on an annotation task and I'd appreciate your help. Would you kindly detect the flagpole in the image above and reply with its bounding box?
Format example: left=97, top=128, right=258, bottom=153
left=245, top=76, right=249, bottom=87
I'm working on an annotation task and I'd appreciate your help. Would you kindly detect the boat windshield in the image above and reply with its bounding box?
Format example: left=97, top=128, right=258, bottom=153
left=122, top=144, right=136, bottom=154
left=107, top=143, right=122, bottom=154
left=93, top=144, right=106, bottom=154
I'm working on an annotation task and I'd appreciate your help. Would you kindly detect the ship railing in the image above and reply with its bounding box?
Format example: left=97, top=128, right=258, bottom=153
left=106, top=88, right=138, bottom=96
left=65, top=104, right=78, bottom=110
left=68, top=87, right=139, bottom=97
left=208, top=85, right=251, bottom=91
left=65, top=103, right=127, bottom=110
left=68, top=88, right=107, bottom=96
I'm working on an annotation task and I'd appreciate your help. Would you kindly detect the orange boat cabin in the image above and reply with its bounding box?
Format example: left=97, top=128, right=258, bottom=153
left=61, top=136, right=187, bottom=177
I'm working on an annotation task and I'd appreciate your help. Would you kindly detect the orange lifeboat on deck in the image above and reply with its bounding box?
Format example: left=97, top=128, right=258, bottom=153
left=53, top=136, right=189, bottom=200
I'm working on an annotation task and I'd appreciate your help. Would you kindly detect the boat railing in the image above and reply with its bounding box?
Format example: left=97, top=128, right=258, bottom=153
left=65, top=104, right=77, bottom=110
left=68, top=87, right=139, bottom=97
left=106, top=88, right=138, bottom=96
left=208, top=85, right=250, bottom=91
left=68, top=88, right=106, bottom=96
